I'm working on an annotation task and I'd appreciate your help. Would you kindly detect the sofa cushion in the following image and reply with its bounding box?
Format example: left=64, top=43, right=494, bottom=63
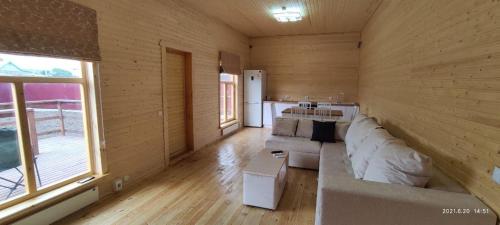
left=295, top=119, right=313, bottom=138
left=426, top=166, right=468, bottom=193
left=311, top=120, right=336, bottom=143
left=319, top=142, right=354, bottom=178
left=363, top=141, right=432, bottom=187
left=345, top=116, right=381, bottom=158
left=272, top=117, right=298, bottom=136
left=351, top=113, right=369, bottom=124
left=350, top=128, right=400, bottom=179
left=334, top=121, right=350, bottom=141
left=344, top=114, right=372, bottom=145
left=265, top=135, right=321, bottom=154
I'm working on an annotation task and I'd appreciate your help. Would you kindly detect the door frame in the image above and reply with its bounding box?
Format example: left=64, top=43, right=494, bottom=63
left=159, top=41, right=193, bottom=168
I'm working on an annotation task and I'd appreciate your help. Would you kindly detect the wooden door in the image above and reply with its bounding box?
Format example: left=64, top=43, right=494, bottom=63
left=165, top=51, right=187, bottom=157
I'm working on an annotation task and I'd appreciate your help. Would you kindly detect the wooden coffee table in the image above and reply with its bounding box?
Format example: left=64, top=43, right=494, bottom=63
left=243, top=149, right=288, bottom=210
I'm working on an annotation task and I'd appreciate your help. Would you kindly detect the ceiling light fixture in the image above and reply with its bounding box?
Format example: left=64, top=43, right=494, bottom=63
left=273, top=6, right=302, bottom=23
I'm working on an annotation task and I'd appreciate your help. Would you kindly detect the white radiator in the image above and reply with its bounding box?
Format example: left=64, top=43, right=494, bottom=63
left=13, top=187, right=99, bottom=225
left=222, top=123, right=239, bottom=136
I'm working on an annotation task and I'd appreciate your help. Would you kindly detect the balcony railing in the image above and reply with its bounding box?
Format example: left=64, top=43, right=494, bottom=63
left=0, top=100, right=82, bottom=155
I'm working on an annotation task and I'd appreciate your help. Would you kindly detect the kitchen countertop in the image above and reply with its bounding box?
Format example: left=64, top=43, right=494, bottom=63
left=263, top=100, right=359, bottom=107
left=281, top=108, right=343, bottom=116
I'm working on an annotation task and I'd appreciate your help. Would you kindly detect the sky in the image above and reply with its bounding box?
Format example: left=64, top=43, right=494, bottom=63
left=0, top=53, right=82, bottom=76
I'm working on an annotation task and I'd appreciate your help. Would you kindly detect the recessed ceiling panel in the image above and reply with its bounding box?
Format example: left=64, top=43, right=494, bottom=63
left=181, top=0, right=382, bottom=37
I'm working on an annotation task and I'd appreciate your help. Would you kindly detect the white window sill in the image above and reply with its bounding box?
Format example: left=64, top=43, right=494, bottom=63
left=220, top=120, right=238, bottom=129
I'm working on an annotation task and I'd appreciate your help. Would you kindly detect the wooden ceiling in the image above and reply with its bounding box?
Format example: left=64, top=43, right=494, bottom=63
left=181, top=0, right=382, bottom=37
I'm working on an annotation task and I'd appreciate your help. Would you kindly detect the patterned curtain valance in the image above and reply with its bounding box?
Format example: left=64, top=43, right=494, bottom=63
left=219, top=51, right=240, bottom=75
left=0, top=0, right=101, bottom=61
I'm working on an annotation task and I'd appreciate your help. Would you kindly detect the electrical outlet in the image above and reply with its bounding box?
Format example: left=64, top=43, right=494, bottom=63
left=113, top=178, right=123, bottom=192
left=493, top=166, right=500, bottom=184
left=123, top=175, right=130, bottom=182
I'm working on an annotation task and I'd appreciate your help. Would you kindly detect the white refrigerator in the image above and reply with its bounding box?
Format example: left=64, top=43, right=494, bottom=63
left=244, top=70, right=266, bottom=127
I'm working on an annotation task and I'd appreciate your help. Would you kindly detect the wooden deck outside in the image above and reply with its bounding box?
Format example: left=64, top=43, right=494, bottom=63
left=0, top=135, right=88, bottom=201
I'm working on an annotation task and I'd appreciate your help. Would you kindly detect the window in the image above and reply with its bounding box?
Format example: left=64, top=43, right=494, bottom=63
left=220, top=73, right=237, bottom=125
left=0, top=53, right=96, bottom=208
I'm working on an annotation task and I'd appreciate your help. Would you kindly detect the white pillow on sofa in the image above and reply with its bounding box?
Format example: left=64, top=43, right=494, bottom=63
left=350, top=128, right=399, bottom=179
left=363, top=141, right=432, bottom=187
left=295, top=119, right=313, bottom=138
left=345, top=115, right=381, bottom=157
left=334, top=121, right=350, bottom=141
left=272, top=118, right=298, bottom=136
left=344, top=114, right=367, bottom=150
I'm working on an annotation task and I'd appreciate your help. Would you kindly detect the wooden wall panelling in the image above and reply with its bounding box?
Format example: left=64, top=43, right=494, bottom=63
left=250, top=33, right=360, bottom=103
left=359, top=0, right=500, bottom=213
left=70, top=0, right=249, bottom=196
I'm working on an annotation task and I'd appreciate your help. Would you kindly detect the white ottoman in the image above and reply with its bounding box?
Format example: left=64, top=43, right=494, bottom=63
left=243, top=149, right=288, bottom=210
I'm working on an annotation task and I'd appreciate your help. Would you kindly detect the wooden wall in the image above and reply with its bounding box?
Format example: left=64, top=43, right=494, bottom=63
left=359, top=0, right=500, bottom=213
left=71, top=0, right=249, bottom=195
left=250, top=33, right=360, bottom=103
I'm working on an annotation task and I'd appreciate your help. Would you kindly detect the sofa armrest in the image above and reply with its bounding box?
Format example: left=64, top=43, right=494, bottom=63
left=315, top=175, right=497, bottom=225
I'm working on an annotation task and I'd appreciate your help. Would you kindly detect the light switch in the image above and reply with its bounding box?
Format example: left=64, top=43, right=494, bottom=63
left=493, top=166, right=500, bottom=184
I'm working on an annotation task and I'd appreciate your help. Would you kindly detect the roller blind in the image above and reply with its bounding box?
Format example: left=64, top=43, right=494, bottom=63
left=219, top=51, right=240, bottom=75
left=0, top=0, right=101, bottom=61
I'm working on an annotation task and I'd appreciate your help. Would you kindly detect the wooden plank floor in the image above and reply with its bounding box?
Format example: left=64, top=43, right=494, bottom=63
left=56, top=128, right=318, bottom=225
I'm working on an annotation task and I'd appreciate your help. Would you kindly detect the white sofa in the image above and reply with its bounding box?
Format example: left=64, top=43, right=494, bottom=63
left=266, top=119, right=350, bottom=170
left=265, top=116, right=497, bottom=225
left=265, top=135, right=321, bottom=169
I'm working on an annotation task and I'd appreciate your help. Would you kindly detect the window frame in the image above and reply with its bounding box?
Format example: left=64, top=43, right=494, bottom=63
left=219, top=73, right=238, bottom=127
left=0, top=58, right=97, bottom=210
